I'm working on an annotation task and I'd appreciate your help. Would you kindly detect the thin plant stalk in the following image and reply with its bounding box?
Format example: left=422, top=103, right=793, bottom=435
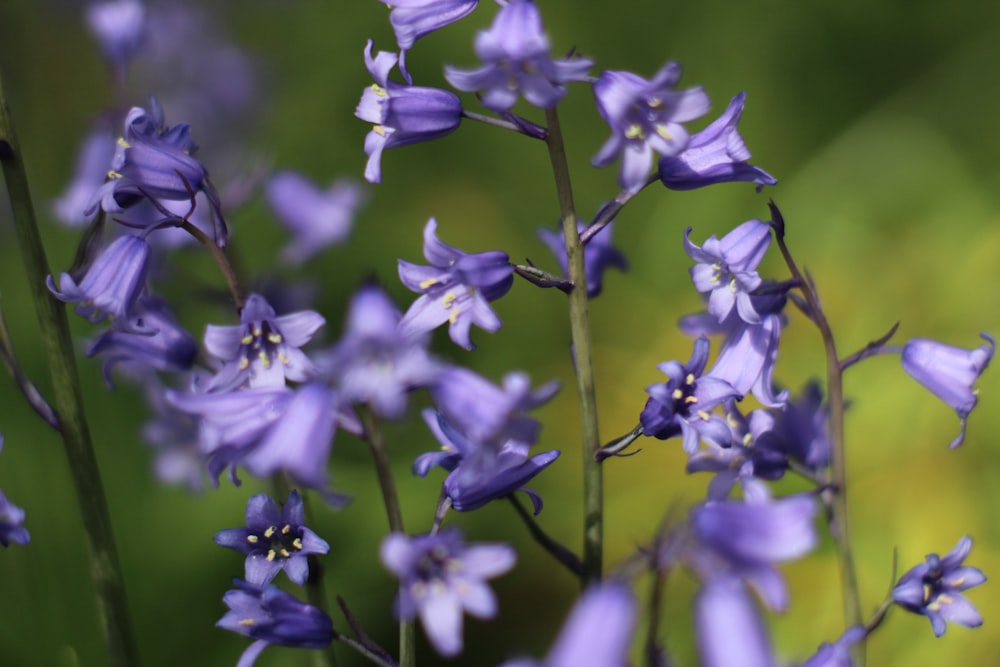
left=0, top=68, right=141, bottom=667
left=543, top=106, right=603, bottom=583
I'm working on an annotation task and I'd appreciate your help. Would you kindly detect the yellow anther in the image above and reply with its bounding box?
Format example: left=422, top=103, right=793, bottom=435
left=238, top=358, right=249, bottom=370
left=253, top=326, right=263, bottom=337
left=374, top=125, right=387, bottom=136
left=697, top=410, right=710, bottom=420
left=624, top=124, right=644, bottom=140
left=648, top=97, right=663, bottom=108
left=448, top=309, right=459, bottom=324
left=442, top=291, right=458, bottom=309
left=267, top=333, right=282, bottom=344
left=264, top=527, right=276, bottom=538
left=278, top=352, right=290, bottom=365
left=684, top=395, right=698, bottom=404
left=293, top=538, right=303, bottom=550
left=241, top=334, right=254, bottom=345
left=370, top=84, right=387, bottom=97
left=107, top=169, right=123, bottom=180
left=672, top=388, right=684, bottom=400
left=419, top=278, right=438, bottom=289
left=247, top=535, right=259, bottom=544
left=258, top=351, right=271, bottom=369
left=238, top=618, right=256, bottom=627
left=685, top=373, right=696, bottom=385
left=655, top=124, right=673, bottom=140
left=729, top=278, right=738, bottom=293
left=117, top=137, right=131, bottom=149
left=281, top=524, right=291, bottom=535
left=266, top=550, right=276, bottom=561
left=279, top=548, right=290, bottom=558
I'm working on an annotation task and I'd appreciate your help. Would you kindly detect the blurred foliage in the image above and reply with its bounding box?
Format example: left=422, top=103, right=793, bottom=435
left=2, top=0, right=1000, bottom=665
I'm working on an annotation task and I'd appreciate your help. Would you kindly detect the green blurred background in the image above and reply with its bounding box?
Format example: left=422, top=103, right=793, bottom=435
left=2, top=0, right=1000, bottom=665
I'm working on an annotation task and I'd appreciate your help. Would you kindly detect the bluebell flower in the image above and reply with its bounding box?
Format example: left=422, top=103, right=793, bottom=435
left=892, top=536, right=986, bottom=636
left=537, top=218, right=627, bottom=298
left=684, top=219, right=772, bottom=324
left=800, top=626, right=865, bottom=667
left=659, top=92, right=776, bottom=191
left=376, top=0, right=478, bottom=80
left=325, top=285, right=440, bottom=419
left=381, top=528, right=515, bottom=656
left=398, top=218, right=514, bottom=349
left=48, top=234, right=152, bottom=333
left=204, top=293, right=326, bottom=392
left=217, top=579, right=333, bottom=667
left=444, top=0, right=592, bottom=113
left=753, top=381, right=830, bottom=470
left=695, top=577, right=775, bottom=667
left=415, top=409, right=560, bottom=513
left=52, top=126, right=116, bottom=226
left=639, top=336, right=741, bottom=453
left=215, top=491, right=330, bottom=586
left=356, top=41, right=463, bottom=183
left=0, top=437, right=30, bottom=548
left=592, top=62, right=710, bottom=193
left=265, top=171, right=366, bottom=264
left=901, top=333, right=994, bottom=448
left=140, top=379, right=206, bottom=492
left=85, top=0, right=146, bottom=68
left=498, top=582, right=636, bottom=667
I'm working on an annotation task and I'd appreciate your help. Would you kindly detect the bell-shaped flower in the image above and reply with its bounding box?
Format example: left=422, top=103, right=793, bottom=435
left=52, top=126, right=116, bottom=226
left=356, top=41, right=463, bottom=183
left=537, top=218, right=627, bottom=298
left=592, top=62, right=710, bottom=193
left=377, top=0, right=478, bottom=79
left=444, top=0, right=592, bottom=113
left=892, top=535, right=986, bottom=637
left=214, top=490, right=330, bottom=586
left=217, top=579, right=333, bottom=667
left=265, top=171, right=366, bottom=264
left=47, top=234, right=152, bottom=333
left=800, top=626, right=865, bottom=667
left=685, top=219, right=772, bottom=324
left=695, top=578, right=775, bottom=667
left=398, top=218, right=513, bottom=350
left=381, top=528, right=515, bottom=656
left=204, top=293, right=325, bottom=393
left=753, top=381, right=830, bottom=471
left=659, top=92, right=776, bottom=192
left=0, top=437, right=29, bottom=548
left=901, top=333, right=994, bottom=448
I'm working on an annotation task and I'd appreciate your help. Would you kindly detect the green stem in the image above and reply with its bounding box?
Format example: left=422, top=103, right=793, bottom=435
left=769, top=203, right=863, bottom=665
left=0, top=68, right=141, bottom=667
left=360, top=407, right=414, bottom=667
left=180, top=219, right=244, bottom=310
left=543, top=107, right=603, bottom=583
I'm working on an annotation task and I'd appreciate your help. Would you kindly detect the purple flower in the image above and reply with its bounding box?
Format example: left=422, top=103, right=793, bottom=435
left=640, top=336, right=741, bottom=453
left=265, top=170, right=367, bottom=264
left=684, top=219, right=772, bottom=324
left=47, top=234, right=151, bottom=333
left=431, top=366, right=559, bottom=447
left=204, top=293, right=326, bottom=393
left=800, top=626, right=865, bottom=667
left=659, top=92, right=776, bottom=191
left=498, top=582, right=636, bottom=667
left=398, top=218, right=514, bottom=349
left=592, top=62, right=710, bottom=193
left=381, top=528, right=515, bottom=656
left=52, top=126, right=116, bottom=226
left=695, top=578, right=775, bottom=667
left=753, top=381, right=830, bottom=470
left=325, top=285, right=440, bottom=419
left=892, top=536, right=986, bottom=636
left=901, top=333, right=994, bottom=448
left=415, top=409, right=560, bottom=513
left=140, top=379, right=206, bottom=491
left=444, top=0, right=592, bottom=113
left=356, top=41, right=463, bottom=183
left=85, top=0, right=146, bottom=68
left=217, top=579, right=333, bottom=667
left=215, top=491, right=330, bottom=586
left=88, top=295, right=198, bottom=384
left=0, top=437, right=30, bottom=548
left=537, top=219, right=627, bottom=298
left=377, top=0, right=478, bottom=79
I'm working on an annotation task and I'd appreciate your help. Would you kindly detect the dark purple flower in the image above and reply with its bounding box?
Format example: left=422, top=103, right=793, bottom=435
left=431, top=366, right=558, bottom=448
left=0, top=437, right=29, bottom=548
left=684, top=219, right=772, bottom=324
left=398, top=218, right=514, bottom=349
left=892, top=536, right=986, bottom=636
left=217, top=579, right=333, bottom=667
left=47, top=234, right=151, bottom=333
left=52, top=126, right=116, bottom=227
left=537, top=218, right=627, bottom=298
left=265, top=170, right=367, bottom=264
left=325, top=285, right=440, bottom=419
left=215, top=491, right=330, bottom=586
left=695, top=578, right=775, bottom=667
left=204, top=293, right=325, bottom=393
left=640, top=336, right=740, bottom=453
left=592, top=62, right=710, bottom=193
left=356, top=41, right=463, bottom=183
left=415, top=409, right=560, bottom=513
left=88, top=295, right=198, bottom=384
left=377, top=0, right=478, bottom=79
left=800, top=626, right=865, bottom=667
left=498, top=581, right=636, bottom=667
left=381, top=528, right=515, bottom=656
left=85, top=0, right=146, bottom=68
left=901, top=333, right=994, bottom=448
left=444, top=0, right=592, bottom=113
left=753, top=381, right=830, bottom=470
left=659, top=92, right=776, bottom=191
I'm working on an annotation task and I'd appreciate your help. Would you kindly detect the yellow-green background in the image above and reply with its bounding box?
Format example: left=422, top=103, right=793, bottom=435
left=2, top=0, right=1000, bottom=665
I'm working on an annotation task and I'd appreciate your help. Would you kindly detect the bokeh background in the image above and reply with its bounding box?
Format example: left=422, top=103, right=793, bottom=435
left=2, top=0, right=1000, bottom=665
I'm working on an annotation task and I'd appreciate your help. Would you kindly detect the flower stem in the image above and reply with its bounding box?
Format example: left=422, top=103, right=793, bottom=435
left=360, top=406, right=415, bottom=667
left=180, top=219, right=245, bottom=310
left=507, top=494, right=584, bottom=577
left=543, top=106, right=603, bottom=583
left=0, top=68, right=141, bottom=667
left=769, top=201, right=864, bottom=665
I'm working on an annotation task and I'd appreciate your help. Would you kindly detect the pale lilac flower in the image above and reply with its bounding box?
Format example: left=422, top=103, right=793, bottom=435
left=659, top=92, right=776, bottom=191
left=398, top=218, right=513, bottom=349
left=444, top=0, right=592, bottom=113
left=85, top=0, right=146, bottom=68
left=695, top=578, right=775, bottom=667
left=892, top=536, right=986, bottom=636
left=265, top=171, right=367, bottom=263
left=381, top=529, right=515, bottom=656
left=901, top=333, right=994, bottom=448
left=52, top=126, right=116, bottom=226
left=537, top=219, right=627, bottom=298
left=377, top=0, right=478, bottom=79
left=592, top=62, right=710, bottom=193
